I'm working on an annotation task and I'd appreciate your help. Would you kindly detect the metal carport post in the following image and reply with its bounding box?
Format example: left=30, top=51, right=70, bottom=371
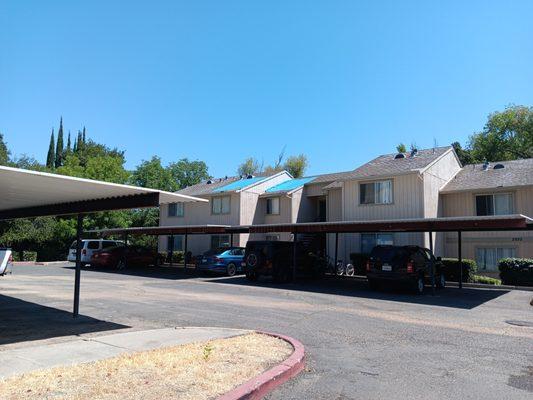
left=429, top=231, right=435, bottom=295
left=458, top=231, right=462, bottom=289
left=73, top=213, right=84, bottom=317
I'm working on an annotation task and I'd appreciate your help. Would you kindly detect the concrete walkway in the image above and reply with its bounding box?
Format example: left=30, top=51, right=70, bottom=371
left=0, top=327, right=249, bottom=379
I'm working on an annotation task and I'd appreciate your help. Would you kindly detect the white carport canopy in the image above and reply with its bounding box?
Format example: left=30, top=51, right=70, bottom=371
left=0, top=165, right=207, bottom=317
left=0, top=165, right=206, bottom=220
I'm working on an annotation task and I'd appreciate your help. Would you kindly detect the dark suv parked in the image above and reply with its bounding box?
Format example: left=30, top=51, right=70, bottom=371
left=366, top=245, right=445, bottom=294
left=243, top=241, right=326, bottom=282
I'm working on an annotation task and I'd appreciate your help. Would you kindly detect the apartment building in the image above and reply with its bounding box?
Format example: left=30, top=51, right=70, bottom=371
left=159, top=146, right=533, bottom=271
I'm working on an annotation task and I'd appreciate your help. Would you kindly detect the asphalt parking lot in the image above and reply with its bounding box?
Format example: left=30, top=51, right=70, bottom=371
left=1, top=263, right=532, bottom=400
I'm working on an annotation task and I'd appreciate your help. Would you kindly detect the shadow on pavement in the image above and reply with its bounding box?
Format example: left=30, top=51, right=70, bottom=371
left=207, top=275, right=510, bottom=310
left=0, top=294, right=128, bottom=346
left=63, top=264, right=201, bottom=280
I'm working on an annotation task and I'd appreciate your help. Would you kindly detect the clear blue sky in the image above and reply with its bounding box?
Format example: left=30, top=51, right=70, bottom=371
left=1, top=1, right=532, bottom=177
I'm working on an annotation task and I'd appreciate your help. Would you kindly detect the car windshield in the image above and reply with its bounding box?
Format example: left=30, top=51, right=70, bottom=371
left=370, top=247, right=409, bottom=264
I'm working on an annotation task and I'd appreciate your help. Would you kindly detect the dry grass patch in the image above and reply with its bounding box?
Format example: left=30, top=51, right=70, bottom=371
left=0, top=332, right=293, bottom=400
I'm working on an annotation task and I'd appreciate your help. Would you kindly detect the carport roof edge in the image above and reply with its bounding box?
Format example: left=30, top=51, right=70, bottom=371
left=86, top=215, right=533, bottom=237
left=0, top=165, right=207, bottom=220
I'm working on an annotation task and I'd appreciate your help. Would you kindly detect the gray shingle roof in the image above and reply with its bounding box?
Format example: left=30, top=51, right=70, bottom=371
left=176, top=176, right=241, bottom=196
left=441, top=158, right=533, bottom=193
left=321, top=146, right=453, bottom=189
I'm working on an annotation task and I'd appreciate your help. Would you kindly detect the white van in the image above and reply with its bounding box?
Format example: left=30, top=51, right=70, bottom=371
left=0, top=249, right=13, bottom=276
left=67, top=239, right=124, bottom=265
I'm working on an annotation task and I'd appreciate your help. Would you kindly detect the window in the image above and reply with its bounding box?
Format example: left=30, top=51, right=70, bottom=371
left=266, top=197, right=280, bottom=215
left=230, top=248, right=245, bottom=256
left=168, top=202, right=184, bottom=217
left=103, top=241, right=120, bottom=249
left=476, top=193, right=512, bottom=216
left=266, top=234, right=280, bottom=241
left=212, top=196, right=231, bottom=215
left=167, top=235, right=183, bottom=251
left=361, top=233, right=394, bottom=254
left=476, top=247, right=516, bottom=271
left=360, top=180, right=392, bottom=205
left=211, top=235, right=230, bottom=250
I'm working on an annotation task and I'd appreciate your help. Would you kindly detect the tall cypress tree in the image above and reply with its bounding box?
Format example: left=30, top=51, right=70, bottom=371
left=66, top=131, right=71, bottom=153
left=55, top=117, right=64, bottom=168
left=46, top=129, right=55, bottom=168
left=76, top=130, right=83, bottom=153
left=82, top=126, right=86, bottom=143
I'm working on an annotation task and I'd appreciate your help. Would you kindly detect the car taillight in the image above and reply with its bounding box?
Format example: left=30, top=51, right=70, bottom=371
left=366, top=261, right=371, bottom=271
left=407, top=260, right=414, bottom=273
left=214, top=257, right=222, bottom=263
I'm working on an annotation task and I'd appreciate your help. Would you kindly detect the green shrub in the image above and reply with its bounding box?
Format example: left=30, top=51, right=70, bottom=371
left=498, top=258, right=533, bottom=286
left=12, top=251, right=38, bottom=262
left=471, top=275, right=501, bottom=285
left=160, top=251, right=184, bottom=264
left=441, top=258, right=477, bottom=282
left=349, top=253, right=369, bottom=275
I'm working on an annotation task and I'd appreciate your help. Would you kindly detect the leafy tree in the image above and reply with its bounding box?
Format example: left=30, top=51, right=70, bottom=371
left=0, top=132, right=10, bottom=165
left=130, top=156, right=176, bottom=191
left=396, top=143, right=407, bottom=153
left=11, top=155, right=48, bottom=172
left=283, top=154, right=308, bottom=178
left=468, top=105, right=533, bottom=162
left=55, top=118, right=64, bottom=168
left=451, top=141, right=474, bottom=166
left=237, top=157, right=261, bottom=176
left=169, top=158, right=210, bottom=189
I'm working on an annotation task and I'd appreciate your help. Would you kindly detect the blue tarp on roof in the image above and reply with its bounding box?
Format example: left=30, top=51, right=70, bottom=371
left=212, top=176, right=266, bottom=193
left=265, top=177, right=316, bottom=193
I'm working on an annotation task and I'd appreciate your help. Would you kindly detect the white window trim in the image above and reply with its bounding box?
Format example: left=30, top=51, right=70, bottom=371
left=475, top=192, right=514, bottom=216
left=211, top=195, right=231, bottom=215
left=359, top=179, right=394, bottom=205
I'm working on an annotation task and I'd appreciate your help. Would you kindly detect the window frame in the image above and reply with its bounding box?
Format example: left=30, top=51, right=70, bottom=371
left=475, top=192, right=513, bottom=216
left=167, top=235, right=184, bottom=252
left=211, top=196, right=231, bottom=215
left=211, top=234, right=231, bottom=250
left=360, top=233, right=394, bottom=254
left=168, top=202, right=185, bottom=217
left=475, top=246, right=516, bottom=271
left=359, top=179, right=393, bottom=205
left=266, top=197, right=280, bottom=215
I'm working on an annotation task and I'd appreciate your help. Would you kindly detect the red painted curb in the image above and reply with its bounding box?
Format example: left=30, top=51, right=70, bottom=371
left=217, top=331, right=305, bottom=400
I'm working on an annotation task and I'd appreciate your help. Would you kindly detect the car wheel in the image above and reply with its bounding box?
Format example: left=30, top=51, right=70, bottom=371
left=116, top=259, right=126, bottom=270
left=368, top=278, right=380, bottom=291
left=227, top=263, right=237, bottom=277
left=414, top=276, right=425, bottom=294
left=436, top=273, right=446, bottom=289
left=345, top=263, right=355, bottom=277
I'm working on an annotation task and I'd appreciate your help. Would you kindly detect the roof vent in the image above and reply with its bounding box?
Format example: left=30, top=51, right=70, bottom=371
left=410, top=149, right=418, bottom=157
left=493, top=163, right=505, bottom=170
left=394, top=153, right=406, bottom=159
left=482, top=161, right=490, bottom=170
left=246, top=174, right=254, bottom=179
left=206, top=179, right=213, bottom=184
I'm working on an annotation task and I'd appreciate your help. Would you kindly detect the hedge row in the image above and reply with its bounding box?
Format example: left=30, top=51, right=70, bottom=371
left=498, top=258, right=533, bottom=286
left=441, top=258, right=477, bottom=283
left=12, top=251, right=38, bottom=262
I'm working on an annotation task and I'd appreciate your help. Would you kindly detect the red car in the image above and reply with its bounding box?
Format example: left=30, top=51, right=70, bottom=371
left=90, top=245, right=163, bottom=270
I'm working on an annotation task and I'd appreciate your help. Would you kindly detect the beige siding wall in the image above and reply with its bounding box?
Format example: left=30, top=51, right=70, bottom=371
left=338, top=174, right=426, bottom=261
left=305, top=182, right=328, bottom=197
left=441, top=186, right=533, bottom=268
left=158, top=193, right=242, bottom=255
left=326, top=188, right=343, bottom=259
left=422, top=150, right=462, bottom=254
